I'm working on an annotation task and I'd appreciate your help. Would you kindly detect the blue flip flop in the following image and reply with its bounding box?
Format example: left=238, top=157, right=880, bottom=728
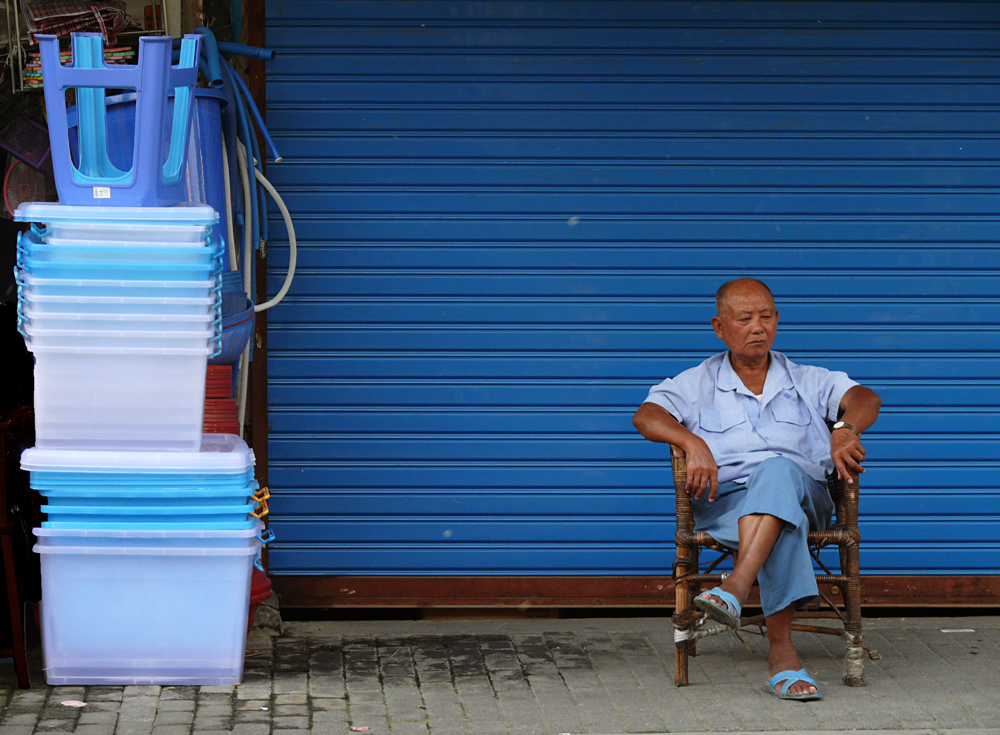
left=765, top=668, right=822, bottom=701
left=693, top=586, right=741, bottom=628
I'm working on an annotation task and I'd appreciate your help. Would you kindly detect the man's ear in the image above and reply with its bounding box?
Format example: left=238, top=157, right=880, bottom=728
left=711, top=315, right=724, bottom=339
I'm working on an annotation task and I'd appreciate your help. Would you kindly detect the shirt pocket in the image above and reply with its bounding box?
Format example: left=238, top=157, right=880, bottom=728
left=771, top=400, right=811, bottom=427
left=699, top=408, right=747, bottom=433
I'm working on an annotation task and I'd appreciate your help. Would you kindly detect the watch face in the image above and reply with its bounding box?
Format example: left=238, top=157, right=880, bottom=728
left=833, top=422, right=845, bottom=429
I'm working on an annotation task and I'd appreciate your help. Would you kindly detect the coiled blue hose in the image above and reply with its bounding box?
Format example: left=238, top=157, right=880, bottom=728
left=171, top=27, right=280, bottom=262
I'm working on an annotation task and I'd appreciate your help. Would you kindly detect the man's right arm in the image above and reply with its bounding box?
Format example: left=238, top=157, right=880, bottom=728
left=632, top=402, right=720, bottom=501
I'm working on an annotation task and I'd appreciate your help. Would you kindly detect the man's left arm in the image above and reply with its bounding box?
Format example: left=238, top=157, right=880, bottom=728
left=830, top=384, right=882, bottom=484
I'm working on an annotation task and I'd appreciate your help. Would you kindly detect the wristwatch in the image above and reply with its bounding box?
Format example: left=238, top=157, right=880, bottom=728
left=832, top=421, right=859, bottom=436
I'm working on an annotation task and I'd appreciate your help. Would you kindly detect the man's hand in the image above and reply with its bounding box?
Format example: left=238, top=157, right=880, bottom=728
left=683, top=435, right=720, bottom=501
left=631, top=403, right=719, bottom=500
left=831, top=427, right=866, bottom=484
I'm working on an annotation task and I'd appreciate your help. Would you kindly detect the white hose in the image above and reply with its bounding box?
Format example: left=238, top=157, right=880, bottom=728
left=235, top=141, right=253, bottom=434
left=236, top=141, right=253, bottom=299
left=233, top=148, right=298, bottom=434
left=221, top=137, right=237, bottom=272
left=253, top=167, right=296, bottom=313
left=237, top=330, right=250, bottom=436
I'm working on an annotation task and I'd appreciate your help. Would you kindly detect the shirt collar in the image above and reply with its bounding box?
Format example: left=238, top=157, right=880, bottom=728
left=716, top=351, right=794, bottom=399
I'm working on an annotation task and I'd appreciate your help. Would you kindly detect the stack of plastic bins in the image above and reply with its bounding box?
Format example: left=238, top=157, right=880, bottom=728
left=14, top=203, right=222, bottom=451
left=24, top=434, right=271, bottom=685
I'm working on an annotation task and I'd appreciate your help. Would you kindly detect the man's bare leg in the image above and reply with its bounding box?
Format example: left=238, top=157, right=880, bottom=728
left=716, top=512, right=783, bottom=604
left=700, top=514, right=817, bottom=697
left=765, top=604, right=818, bottom=696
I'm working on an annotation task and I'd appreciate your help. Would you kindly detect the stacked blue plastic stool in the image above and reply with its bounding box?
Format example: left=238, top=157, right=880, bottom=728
left=15, top=32, right=268, bottom=685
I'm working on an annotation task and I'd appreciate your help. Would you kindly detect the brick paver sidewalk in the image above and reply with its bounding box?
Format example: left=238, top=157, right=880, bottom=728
left=1, top=616, right=999, bottom=734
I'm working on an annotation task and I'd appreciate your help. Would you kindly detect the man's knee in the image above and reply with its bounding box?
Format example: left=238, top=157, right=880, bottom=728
left=749, top=456, right=806, bottom=485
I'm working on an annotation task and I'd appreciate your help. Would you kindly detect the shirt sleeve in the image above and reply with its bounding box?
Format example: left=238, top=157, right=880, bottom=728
left=642, top=377, right=697, bottom=428
left=798, top=365, right=859, bottom=423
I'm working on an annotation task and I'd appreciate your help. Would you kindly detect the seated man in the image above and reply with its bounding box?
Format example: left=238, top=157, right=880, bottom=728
left=632, top=278, right=881, bottom=701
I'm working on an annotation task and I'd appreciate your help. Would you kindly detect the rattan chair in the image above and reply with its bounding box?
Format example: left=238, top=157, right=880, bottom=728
left=669, top=435, right=864, bottom=689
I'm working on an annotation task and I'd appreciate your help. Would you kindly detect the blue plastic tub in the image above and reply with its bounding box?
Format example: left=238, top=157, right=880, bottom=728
left=24, top=242, right=218, bottom=266
left=19, top=257, right=221, bottom=282
left=66, top=89, right=230, bottom=253
left=42, top=519, right=257, bottom=530
left=40, top=482, right=259, bottom=507
left=41, top=503, right=255, bottom=525
left=30, top=474, right=256, bottom=491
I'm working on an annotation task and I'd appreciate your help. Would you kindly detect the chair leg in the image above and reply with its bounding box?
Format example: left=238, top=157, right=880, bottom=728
left=672, top=546, right=694, bottom=686
left=687, top=546, right=700, bottom=658
left=1, top=534, right=29, bottom=689
left=842, top=543, right=864, bottom=686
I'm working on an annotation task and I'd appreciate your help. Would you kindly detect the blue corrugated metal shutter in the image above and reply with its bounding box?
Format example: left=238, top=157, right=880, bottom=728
left=263, top=1, right=1000, bottom=577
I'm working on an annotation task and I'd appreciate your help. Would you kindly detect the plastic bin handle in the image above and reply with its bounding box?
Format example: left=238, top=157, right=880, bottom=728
left=250, top=498, right=268, bottom=520
left=257, top=529, right=275, bottom=545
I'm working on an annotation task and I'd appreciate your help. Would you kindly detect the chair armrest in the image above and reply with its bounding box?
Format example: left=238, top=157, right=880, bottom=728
left=669, top=444, right=696, bottom=534
left=828, top=464, right=861, bottom=531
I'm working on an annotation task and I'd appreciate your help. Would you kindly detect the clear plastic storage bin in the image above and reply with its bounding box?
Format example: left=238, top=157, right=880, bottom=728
left=33, top=521, right=264, bottom=548
left=16, top=272, right=219, bottom=299
left=19, top=292, right=216, bottom=316
left=21, top=306, right=215, bottom=332
left=22, top=433, right=255, bottom=475
left=28, top=344, right=213, bottom=450
left=23, top=322, right=216, bottom=349
left=36, top=540, right=258, bottom=684
left=15, top=203, right=217, bottom=238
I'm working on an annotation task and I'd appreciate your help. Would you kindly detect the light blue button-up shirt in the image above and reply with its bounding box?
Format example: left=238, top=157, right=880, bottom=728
left=643, top=351, right=858, bottom=484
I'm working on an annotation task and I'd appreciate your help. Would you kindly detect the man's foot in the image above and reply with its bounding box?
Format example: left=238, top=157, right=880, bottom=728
left=768, top=646, right=818, bottom=697
left=693, top=587, right=742, bottom=628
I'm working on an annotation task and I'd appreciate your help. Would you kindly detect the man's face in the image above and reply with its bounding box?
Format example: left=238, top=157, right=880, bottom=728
left=711, top=284, right=778, bottom=362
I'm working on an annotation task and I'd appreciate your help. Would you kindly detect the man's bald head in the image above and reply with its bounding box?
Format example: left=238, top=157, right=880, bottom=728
left=715, top=278, right=775, bottom=316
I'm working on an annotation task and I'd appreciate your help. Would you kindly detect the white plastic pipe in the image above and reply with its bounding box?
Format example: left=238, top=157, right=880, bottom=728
left=236, top=141, right=253, bottom=299
left=221, top=137, right=238, bottom=272
left=235, top=141, right=254, bottom=434
left=237, top=334, right=250, bottom=436
left=253, top=168, right=296, bottom=313
left=234, top=148, right=298, bottom=434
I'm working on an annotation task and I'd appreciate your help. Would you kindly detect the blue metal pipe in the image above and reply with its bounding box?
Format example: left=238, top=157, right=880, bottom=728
left=171, top=37, right=275, bottom=61
left=217, top=41, right=275, bottom=61
left=222, top=59, right=260, bottom=257
left=225, top=58, right=282, bottom=162
left=194, top=26, right=225, bottom=89
left=223, top=61, right=272, bottom=243
left=223, top=58, right=271, bottom=243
